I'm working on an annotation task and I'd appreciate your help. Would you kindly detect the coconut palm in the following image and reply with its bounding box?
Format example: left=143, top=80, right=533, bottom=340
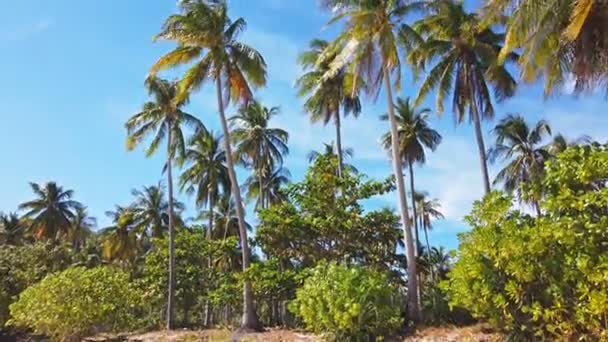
left=322, top=0, right=425, bottom=320
left=546, top=133, right=593, bottom=155
left=409, top=0, right=517, bottom=194
left=69, top=207, right=96, bottom=251
left=243, top=166, right=291, bottom=211
left=482, top=0, right=608, bottom=94
left=198, top=195, right=252, bottom=241
left=180, top=129, right=230, bottom=240
left=18, top=182, right=81, bottom=242
left=125, top=75, right=202, bottom=329
left=150, top=0, right=267, bottom=329
left=380, top=97, right=442, bottom=253
left=100, top=206, right=139, bottom=266
left=230, top=101, right=289, bottom=210
left=415, top=192, right=444, bottom=281
left=488, top=115, right=552, bottom=213
left=307, top=141, right=359, bottom=174
left=0, top=212, right=25, bottom=246
left=296, top=38, right=362, bottom=177
left=130, top=183, right=185, bottom=239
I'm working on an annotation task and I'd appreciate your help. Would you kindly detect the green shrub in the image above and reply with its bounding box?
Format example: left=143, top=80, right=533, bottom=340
left=444, top=145, right=608, bottom=340
left=289, top=262, right=402, bottom=341
left=9, top=266, right=142, bottom=341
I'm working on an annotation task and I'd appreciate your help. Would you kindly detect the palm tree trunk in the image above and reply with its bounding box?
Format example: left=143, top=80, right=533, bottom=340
left=215, top=74, right=261, bottom=332
left=334, top=105, right=344, bottom=178
left=204, top=194, right=214, bottom=327
left=423, top=223, right=434, bottom=283
left=471, top=101, right=491, bottom=194
left=408, top=161, right=420, bottom=255
left=166, top=125, right=176, bottom=330
left=383, top=66, right=420, bottom=322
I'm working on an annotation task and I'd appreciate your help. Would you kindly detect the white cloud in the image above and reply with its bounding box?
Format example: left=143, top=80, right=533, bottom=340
left=1, top=18, right=54, bottom=42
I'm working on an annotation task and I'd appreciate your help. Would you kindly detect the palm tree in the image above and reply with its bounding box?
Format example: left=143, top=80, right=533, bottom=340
left=243, top=166, right=291, bottom=211
left=0, top=212, right=24, bottom=245
left=100, top=206, right=139, bottom=266
left=69, top=207, right=96, bottom=251
left=380, top=97, right=441, bottom=254
left=322, top=0, right=424, bottom=320
left=546, top=133, right=593, bottom=156
left=483, top=0, right=608, bottom=94
left=151, top=0, right=267, bottom=329
left=415, top=192, right=444, bottom=281
left=409, top=0, right=517, bottom=194
left=296, top=38, right=362, bottom=177
left=230, top=101, right=289, bottom=211
left=488, top=115, right=552, bottom=213
left=307, top=141, right=359, bottom=174
left=199, top=195, right=252, bottom=241
left=130, top=183, right=185, bottom=239
left=180, top=129, right=230, bottom=240
left=18, top=182, right=81, bottom=242
left=125, top=75, right=202, bottom=329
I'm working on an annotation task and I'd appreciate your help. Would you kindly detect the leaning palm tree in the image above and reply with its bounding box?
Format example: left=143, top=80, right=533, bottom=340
left=150, top=0, right=267, bottom=329
left=296, top=38, right=362, bottom=177
left=130, top=183, right=185, bottom=239
left=0, top=212, right=25, bottom=246
left=243, top=166, right=291, bottom=211
left=322, top=0, right=425, bottom=320
left=69, top=207, right=96, bottom=251
left=482, top=0, right=608, bottom=94
left=415, top=192, right=444, bottom=281
left=18, top=182, right=81, bottom=242
left=125, top=75, right=202, bottom=329
left=488, top=115, right=552, bottom=213
left=381, top=97, right=441, bottom=253
left=409, top=0, right=517, bottom=194
left=180, top=129, right=230, bottom=239
left=230, top=101, right=289, bottom=211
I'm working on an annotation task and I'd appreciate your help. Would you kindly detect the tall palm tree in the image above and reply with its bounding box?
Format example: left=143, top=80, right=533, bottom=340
left=230, top=101, right=289, bottom=211
left=415, top=192, right=444, bottom=264
left=380, top=97, right=442, bottom=253
left=488, top=115, right=552, bottom=213
left=125, top=75, right=202, bottom=329
left=100, top=206, right=139, bottom=266
left=150, top=0, right=267, bottom=329
left=409, top=0, right=517, bottom=194
left=130, top=183, right=185, bottom=239
left=18, top=182, right=81, bottom=242
left=0, top=212, right=24, bottom=246
left=296, top=38, right=362, bottom=177
left=322, top=0, right=425, bottom=320
left=483, top=0, right=608, bottom=94
left=180, top=129, right=230, bottom=240
left=243, top=166, right=291, bottom=211
left=69, top=207, right=96, bottom=251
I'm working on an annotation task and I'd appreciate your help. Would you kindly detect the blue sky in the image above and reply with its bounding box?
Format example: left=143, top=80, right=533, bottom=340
left=1, top=0, right=607, bottom=251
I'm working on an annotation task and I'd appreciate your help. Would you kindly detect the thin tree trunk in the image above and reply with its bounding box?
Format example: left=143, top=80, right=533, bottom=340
left=383, top=67, right=420, bottom=322
left=423, top=223, right=434, bottom=283
left=204, top=194, right=214, bottom=327
left=215, top=74, right=261, bottom=332
left=471, top=101, right=491, bottom=194
left=334, top=105, right=344, bottom=178
left=408, top=161, right=420, bottom=255
left=166, top=125, right=176, bottom=330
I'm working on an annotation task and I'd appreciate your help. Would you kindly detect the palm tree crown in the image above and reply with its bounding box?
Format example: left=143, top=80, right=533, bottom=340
left=18, top=182, right=81, bottom=241
left=69, top=207, right=96, bottom=251
left=0, top=212, right=25, bottom=245
left=130, top=183, right=185, bottom=238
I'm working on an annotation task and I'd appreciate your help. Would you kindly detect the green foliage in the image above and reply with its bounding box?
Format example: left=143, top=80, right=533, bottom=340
left=9, top=266, right=142, bottom=341
left=289, top=262, right=402, bottom=341
left=0, top=243, right=74, bottom=327
left=257, top=156, right=404, bottom=276
left=444, top=145, right=608, bottom=339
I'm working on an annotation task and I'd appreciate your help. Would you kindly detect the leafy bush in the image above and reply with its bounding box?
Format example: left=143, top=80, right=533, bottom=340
left=289, top=262, right=402, bottom=341
left=9, top=266, right=142, bottom=341
left=444, top=145, right=608, bottom=339
left=0, top=242, right=74, bottom=327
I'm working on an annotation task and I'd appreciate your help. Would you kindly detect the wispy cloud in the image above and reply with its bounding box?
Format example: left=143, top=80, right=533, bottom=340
left=1, top=18, right=54, bottom=42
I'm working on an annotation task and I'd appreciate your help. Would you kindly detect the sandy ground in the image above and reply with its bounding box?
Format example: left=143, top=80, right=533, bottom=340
left=84, top=324, right=501, bottom=342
